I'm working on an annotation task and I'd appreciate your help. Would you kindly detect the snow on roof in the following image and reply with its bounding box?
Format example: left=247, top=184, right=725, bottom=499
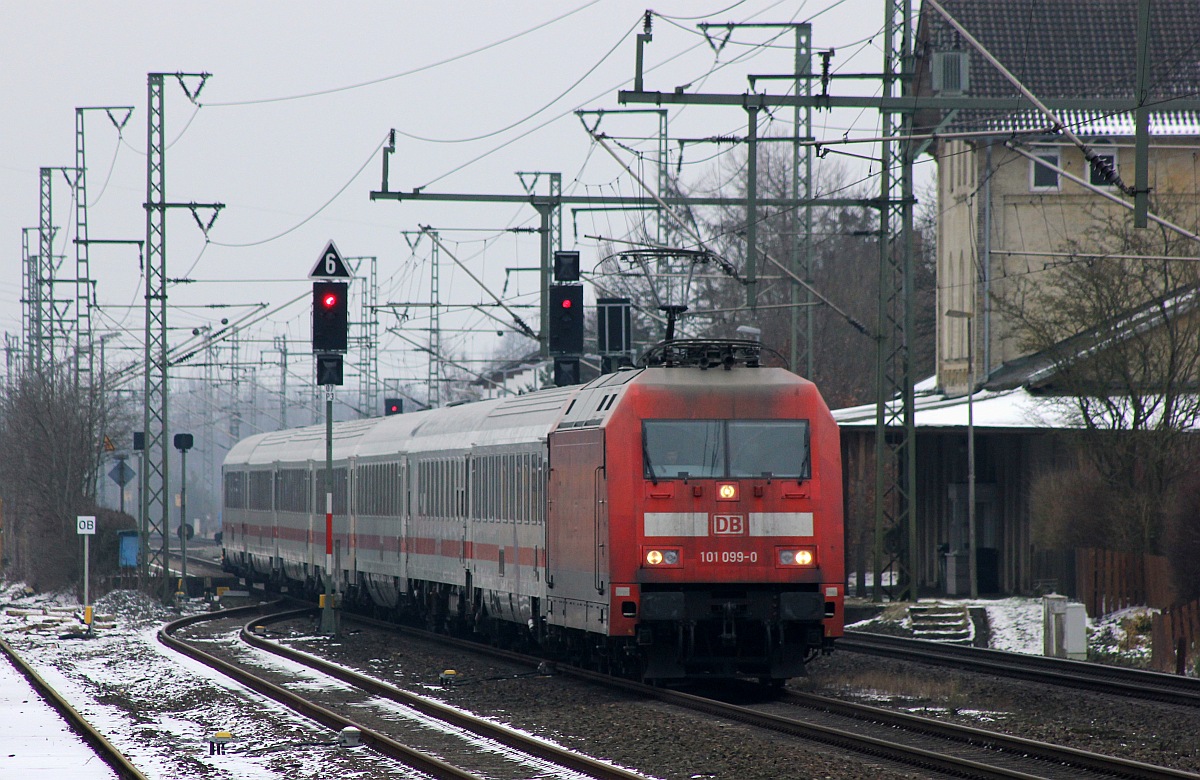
left=834, top=383, right=1078, bottom=430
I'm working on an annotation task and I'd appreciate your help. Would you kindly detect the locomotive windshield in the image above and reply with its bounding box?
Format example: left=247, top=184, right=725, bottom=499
left=642, top=419, right=810, bottom=480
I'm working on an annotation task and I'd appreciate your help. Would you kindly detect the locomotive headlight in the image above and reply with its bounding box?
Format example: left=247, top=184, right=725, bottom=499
left=716, top=482, right=739, bottom=501
left=779, top=548, right=816, bottom=566
left=645, top=549, right=681, bottom=566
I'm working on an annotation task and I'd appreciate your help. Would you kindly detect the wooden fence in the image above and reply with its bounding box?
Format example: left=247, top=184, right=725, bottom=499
left=1151, top=600, right=1200, bottom=675
left=1074, top=548, right=1175, bottom=616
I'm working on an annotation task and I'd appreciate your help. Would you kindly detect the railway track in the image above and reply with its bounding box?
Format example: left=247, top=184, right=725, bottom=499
left=158, top=603, right=646, bottom=780
left=258, top=606, right=1200, bottom=780
left=840, top=630, right=1200, bottom=707
left=0, top=636, right=148, bottom=780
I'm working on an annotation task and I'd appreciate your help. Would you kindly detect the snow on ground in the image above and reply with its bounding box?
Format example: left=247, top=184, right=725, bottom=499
left=849, top=595, right=1163, bottom=667
left=847, top=597, right=1051, bottom=654
left=1088, top=605, right=1157, bottom=666
left=0, top=584, right=417, bottom=779
left=976, top=597, right=1045, bottom=654
left=0, top=641, right=118, bottom=779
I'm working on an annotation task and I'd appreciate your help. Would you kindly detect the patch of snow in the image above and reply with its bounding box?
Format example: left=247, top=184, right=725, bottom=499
left=972, top=598, right=1045, bottom=655
left=0, top=645, right=118, bottom=779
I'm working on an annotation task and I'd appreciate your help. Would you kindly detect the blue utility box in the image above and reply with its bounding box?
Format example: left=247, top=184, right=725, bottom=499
left=117, top=530, right=139, bottom=568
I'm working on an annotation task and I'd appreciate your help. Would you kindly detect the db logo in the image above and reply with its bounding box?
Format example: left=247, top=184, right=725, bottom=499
left=712, top=514, right=745, bottom=536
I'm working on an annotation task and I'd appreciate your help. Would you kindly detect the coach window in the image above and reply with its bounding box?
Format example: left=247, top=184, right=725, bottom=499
left=396, top=463, right=403, bottom=516
left=488, top=457, right=496, bottom=521
left=534, top=457, right=545, bottom=523
left=457, top=459, right=466, bottom=517
left=249, top=471, right=273, bottom=511
left=490, top=456, right=499, bottom=521
left=224, top=471, right=246, bottom=509
left=438, top=460, right=446, bottom=518
left=518, top=454, right=528, bottom=523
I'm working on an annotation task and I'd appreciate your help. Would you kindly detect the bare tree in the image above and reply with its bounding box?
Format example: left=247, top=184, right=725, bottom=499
left=0, top=365, right=99, bottom=587
left=998, top=196, right=1200, bottom=561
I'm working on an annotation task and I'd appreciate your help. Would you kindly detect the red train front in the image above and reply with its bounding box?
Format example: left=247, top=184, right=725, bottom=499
left=544, top=340, right=844, bottom=682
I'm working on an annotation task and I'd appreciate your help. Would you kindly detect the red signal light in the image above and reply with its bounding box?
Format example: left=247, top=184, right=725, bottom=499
left=561, top=299, right=572, bottom=309
left=323, top=293, right=338, bottom=308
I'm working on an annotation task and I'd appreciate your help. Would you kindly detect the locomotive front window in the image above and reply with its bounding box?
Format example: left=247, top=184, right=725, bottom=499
left=643, top=419, right=810, bottom=480
left=728, top=420, right=810, bottom=479
left=643, top=420, right=724, bottom=479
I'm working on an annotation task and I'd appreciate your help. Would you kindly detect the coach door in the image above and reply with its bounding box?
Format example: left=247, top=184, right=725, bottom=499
left=594, top=451, right=609, bottom=595
left=400, top=457, right=410, bottom=583
left=548, top=428, right=607, bottom=614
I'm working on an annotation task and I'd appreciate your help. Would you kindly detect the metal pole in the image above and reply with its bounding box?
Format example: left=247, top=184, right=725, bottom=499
left=320, top=386, right=337, bottom=634
left=745, top=105, right=759, bottom=310
left=117, top=455, right=126, bottom=515
left=967, top=317, right=977, bottom=599
left=83, top=534, right=89, bottom=617
left=180, top=447, right=188, bottom=588
left=137, top=448, right=146, bottom=588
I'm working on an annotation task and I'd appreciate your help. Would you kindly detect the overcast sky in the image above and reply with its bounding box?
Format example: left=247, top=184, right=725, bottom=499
left=1, top=0, right=913, bottom=402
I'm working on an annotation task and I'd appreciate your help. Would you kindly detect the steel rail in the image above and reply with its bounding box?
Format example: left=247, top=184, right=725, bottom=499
left=244, top=609, right=648, bottom=780
left=316, top=607, right=1199, bottom=779
left=561, top=665, right=1200, bottom=780
left=779, top=689, right=1200, bottom=780
left=0, top=636, right=150, bottom=780
left=840, top=631, right=1200, bottom=707
left=158, top=604, right=484, bottom=780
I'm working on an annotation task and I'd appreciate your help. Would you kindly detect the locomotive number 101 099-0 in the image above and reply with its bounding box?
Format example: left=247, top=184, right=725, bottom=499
left=700, top=550, right=758, bottom=564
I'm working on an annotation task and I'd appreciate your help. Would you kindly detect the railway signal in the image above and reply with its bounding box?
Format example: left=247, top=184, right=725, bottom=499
left=173, top=433, right=194, bottom=590
left=384, top=398, right=403, bottom=415
left=309, top=240, right=351, bottom=636
left=553, top=356, right=580, bottom=386
left=316, top=354, right=344, bottom=386
left=553, top=250, right=580, bottom=282
left=312, top=281, right=349, bottom=353
left=548, top=284, right=584, bottom=354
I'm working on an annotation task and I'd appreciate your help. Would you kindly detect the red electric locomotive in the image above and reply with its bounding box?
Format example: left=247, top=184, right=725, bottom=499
left=221, top=339, right=844, bottom=682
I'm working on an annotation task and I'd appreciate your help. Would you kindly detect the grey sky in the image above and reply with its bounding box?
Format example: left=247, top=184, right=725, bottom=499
left=1, top=1, right=904, bottom=393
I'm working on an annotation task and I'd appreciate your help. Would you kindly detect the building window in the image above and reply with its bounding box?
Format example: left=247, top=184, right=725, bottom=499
left=1031, top=148, right=1060, bottom=191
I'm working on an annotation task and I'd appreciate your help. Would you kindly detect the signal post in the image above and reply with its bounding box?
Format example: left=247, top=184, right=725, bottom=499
left=311, top=240, right=351, bottom=636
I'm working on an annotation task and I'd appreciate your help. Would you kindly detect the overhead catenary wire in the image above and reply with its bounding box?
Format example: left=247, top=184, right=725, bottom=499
left=418, top=227, right=538, bottom=341
left=591, top=131, right=871, bottom=335
left=197, top=0, right=606, bottom=108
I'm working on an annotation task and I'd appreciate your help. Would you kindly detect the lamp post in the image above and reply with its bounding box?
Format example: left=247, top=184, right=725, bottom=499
left=946, top=309, right=977, bottom=599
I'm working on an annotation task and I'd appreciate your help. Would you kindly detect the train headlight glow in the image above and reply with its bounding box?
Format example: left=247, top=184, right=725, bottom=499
left=645, top=549, right=681, bottom=566
left=779, top=548, right=816, bottom=566
left=717, top=482, right=739, bottom=501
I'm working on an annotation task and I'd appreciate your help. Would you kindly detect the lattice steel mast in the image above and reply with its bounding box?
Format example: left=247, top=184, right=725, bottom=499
left=348, top=256, right=379, bottom=417
left=141, top=72, right=222, bottom=592
left=872, top=0, right=917, bottom=601
left=74, top=106, right=133, bottom=389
